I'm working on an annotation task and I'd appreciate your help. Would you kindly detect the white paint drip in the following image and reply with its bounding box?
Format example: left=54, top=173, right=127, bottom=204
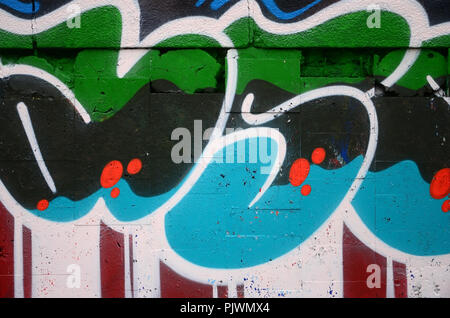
left=123, top=228, right=132, bottom=298
left=427, top=75, right=450, bottom=105
left=17, top=102, right=57, bottom=194
left=13, top=220, right=24, bottom=298
left=228, top=279, right=237, bottom=298
left=386, top=257, right=394, bottom=298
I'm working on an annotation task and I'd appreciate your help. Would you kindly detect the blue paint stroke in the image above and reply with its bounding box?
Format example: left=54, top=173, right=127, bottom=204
left=165, top=138, right=361, bottom=268
left=195, top=0, right=207, bottom=7
left=353, top=160, right=450, bottom=256
left=261, top=0, right=322, bottom=20
left=0, top=0, right=39, bottom=14
left=210, top=0, right=231, bottom=10
left=27, top=137, right=450, bottom=267
left=339, top=140, right=350, bottom=163
left=30, top=179, right=179, bottom=223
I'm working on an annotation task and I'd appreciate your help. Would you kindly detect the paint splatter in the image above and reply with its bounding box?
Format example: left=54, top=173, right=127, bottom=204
left=430, top=168, right=450, bottom=200
left=37, top=199, right=49, bottom=211
left=301, top=185, right=312, bottom=196
left=311, top=147, right=326, bottom=165
left=289, top=158, right=310, bottom=187
left=442, top=200, right=450, bottom=213
left=111, top=187, right=120, bottom=199
left=127, top=158, right=142, bottom=175
left=100, top=160, right=123, bottom=188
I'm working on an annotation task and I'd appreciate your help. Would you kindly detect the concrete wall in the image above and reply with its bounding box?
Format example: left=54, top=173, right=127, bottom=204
left=0, top=0, right=449, bottom=298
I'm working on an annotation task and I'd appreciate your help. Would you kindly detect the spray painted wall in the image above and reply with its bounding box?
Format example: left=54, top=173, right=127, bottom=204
left=0, top=0, right=449, bottom=298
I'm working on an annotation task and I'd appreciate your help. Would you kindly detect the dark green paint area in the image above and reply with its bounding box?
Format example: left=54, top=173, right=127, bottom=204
left=34, top=7, right=122, bottom=48
left=424, top=35, right=450, bottom=49
left=0, top=50, right=77, bottom=89
left=0, top=7, right=124, bottom=49
left=2, top=45, right=447, bottom=123
left=0, top=4, right=447, bottom=120
left=224, top=18, right=253, bottom=48
left=155, top=35, right=221, bottom=48
left=251, top=12, right=411, bottom=48
left=236, top=48, right=376, bottom=94
left=236, top=47, right=301, bottom=94
left=297, top=49, right=373, bottom=93
left=374, top=49, right=448, bottom=90
left=74, top=49, right=222, bottom=121
left=0, top=32, right=33, bottom=49
left=150, top=49, right=223, bottom=94
left=73, top=50, right=151, bottom=121
left=0, top=49, right=225, bottom=121
left=301, top=49, right=372, bottom=78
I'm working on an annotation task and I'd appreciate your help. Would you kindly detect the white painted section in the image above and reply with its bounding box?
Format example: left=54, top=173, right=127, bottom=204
left=17, top=102, right=57, bottom=194
left=243, top=214, right=344, bottom=298
left=31, top=220, right=101, bottom=298
left=407, top=257, right=450, bottom=297
left=123, top=228, right=132, bottom=298
left=386, top=257, right=394, bottom=298
left=13, top=220, right=24, bottom=298
left=427, top=75, right=450, bottom=105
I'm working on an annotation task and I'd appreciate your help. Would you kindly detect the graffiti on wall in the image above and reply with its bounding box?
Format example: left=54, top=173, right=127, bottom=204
left=0, top=0, right=449, bottom=298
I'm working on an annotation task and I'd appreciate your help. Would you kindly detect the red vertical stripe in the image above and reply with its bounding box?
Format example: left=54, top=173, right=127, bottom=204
left=237, top=284, right=245, bottom=298
left=100, top=222, right=125, bottom=298
left=217, top=285, right=228, bottom=298
left=343, top=223, right=387, bottom=298
left=160, top=261, right=213, bottom=298
left=23, top=225, right=32, bottom=298
left=0, top=202, right=14, bottom=298
left=393, top=261, right=408, bottom=298
left=129, top=234, right=134, bottom=298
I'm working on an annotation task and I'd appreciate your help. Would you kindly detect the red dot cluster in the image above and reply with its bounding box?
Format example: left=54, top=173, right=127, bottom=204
left=289, top=147, right=326, bottom=196
left=36, top=158, right=144, bottom=210
left=100, top=158, right=143, bottom=199
left=429, top=168, right=450, bottom=213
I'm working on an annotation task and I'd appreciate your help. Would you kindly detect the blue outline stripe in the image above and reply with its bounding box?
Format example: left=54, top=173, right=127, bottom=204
left=195, top=0, right=207, bottom=7
left=210, top=0, right=231, bottom=10
left=261, top=0, right=322, bottom=20
left=0, top=0, right=39, bottom=14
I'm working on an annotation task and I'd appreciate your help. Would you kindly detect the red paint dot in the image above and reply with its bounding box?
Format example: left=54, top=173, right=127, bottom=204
left=37, top=199, right=49, bottom=211
left=127, top=158, right=142, bottom=175
left=442, top=200, right=450, bottom=213
left=430, top=168, right=450, bottom=200
left=111, top=187, right=120, bottom=199
left=301, top=185, right=312, bottom=196
left=289, top=158, right=310, bottom=187
left=311, top=147, right=326, bottom=165
left=100, top=160, right=123, bottom=188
